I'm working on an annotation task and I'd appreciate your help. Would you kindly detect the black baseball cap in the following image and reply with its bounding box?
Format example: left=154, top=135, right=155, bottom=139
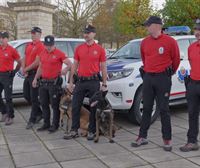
left=194, top=19, right=200, bottom=30
left=30, top=27, right=42, bottom=33
left=83, top=24, right=96, bottom=33
left=0, top=31, right=9, bottom=38
left=143, top=16, right=163, bottom=26
left=44, top=35, right=55, bottom=46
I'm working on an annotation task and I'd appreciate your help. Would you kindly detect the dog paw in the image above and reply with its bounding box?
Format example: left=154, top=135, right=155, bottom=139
left=94, top=139, right=99, bottom=143
left=109, top=139, right=115, bottom=143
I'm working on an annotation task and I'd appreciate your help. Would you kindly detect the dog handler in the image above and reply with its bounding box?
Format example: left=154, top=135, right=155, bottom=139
left=22, top=27, right=44, bottom=129
left=180, top=19, right=200, bottom=152
left=131, top=16, right=180, bottom=151
left=32, top=35, right=72, bottom=133
left=64, top=25, right=107, bottom=140
left=0, top=32, right=21, bottom=125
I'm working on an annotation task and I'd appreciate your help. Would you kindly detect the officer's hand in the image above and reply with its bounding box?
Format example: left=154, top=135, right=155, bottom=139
left=101, top=84, right=108, bottom=92
left=61, top=69, right=68, bottom=76
left=32, top=79, right=38, bottom=88
left=21, top=68, right=28, bottom=77
left=67, top=83, right=74, bottom=93
left=23, top=67, right=28, bottom=73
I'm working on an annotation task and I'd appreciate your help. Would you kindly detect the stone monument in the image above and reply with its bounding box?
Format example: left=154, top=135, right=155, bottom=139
left=8, top=0, right=57, bottom=39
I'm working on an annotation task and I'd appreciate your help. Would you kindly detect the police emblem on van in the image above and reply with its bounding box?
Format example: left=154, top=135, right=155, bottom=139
left=177, top=66, right=189, bottom=83
left=158, top=47, right=164, bottom=54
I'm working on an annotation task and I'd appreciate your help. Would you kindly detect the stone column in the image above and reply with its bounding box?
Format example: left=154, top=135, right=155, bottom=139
left=8, top=0, right=57, bottom=39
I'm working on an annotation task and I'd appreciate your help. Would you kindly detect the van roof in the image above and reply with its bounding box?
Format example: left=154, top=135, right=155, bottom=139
left=10, top=38, right=86, bottom=43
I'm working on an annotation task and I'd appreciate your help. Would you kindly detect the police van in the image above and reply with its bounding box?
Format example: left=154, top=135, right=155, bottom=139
left=9, top=38, right=85, bottom=98
left=106, top=26, right=195, bottom=124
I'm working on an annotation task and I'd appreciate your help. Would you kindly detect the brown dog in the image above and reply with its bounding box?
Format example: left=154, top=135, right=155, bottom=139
left=59, top=89, right=89, bottom=136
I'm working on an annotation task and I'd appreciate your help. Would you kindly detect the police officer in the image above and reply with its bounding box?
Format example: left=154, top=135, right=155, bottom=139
left=64, top=25, right=107, bottom=140
left=131, top=16, right=180, bottom=151
left=22, top=27, right=44, bottom=129
left=32, top=35, right=72, bottom=133
left=0, top=32, right=21, bottom=125
left=180, top=19, right=200, bottom=152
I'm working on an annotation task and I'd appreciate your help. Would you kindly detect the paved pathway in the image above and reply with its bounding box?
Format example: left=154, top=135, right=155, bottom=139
left=0, top=100, right=200, bottom=168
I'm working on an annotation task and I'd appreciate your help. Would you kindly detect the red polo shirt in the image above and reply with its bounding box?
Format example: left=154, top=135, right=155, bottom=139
left=39, top=48, right=67, bottom=79
left=25, top=40, right=44, bottom=68
left=0, top=45, right=20, bottom=72
left=74, top=42, right=106, bottom=77
left=141, top=34, right=180, bottom=73
left=188, top=41, right=200, bottom=80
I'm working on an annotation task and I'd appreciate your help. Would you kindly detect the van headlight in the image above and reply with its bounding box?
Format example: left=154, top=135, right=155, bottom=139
left=107, top=68, right=134, bottom=81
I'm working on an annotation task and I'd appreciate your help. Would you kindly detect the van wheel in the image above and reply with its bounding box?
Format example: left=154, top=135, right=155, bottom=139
left=128, top=86, right=160, bottom=125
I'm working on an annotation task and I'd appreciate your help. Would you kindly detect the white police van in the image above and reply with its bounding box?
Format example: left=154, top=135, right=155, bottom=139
left=9, top=38, right=85, bottom=98
left=106, top=26, right=196, bottom=124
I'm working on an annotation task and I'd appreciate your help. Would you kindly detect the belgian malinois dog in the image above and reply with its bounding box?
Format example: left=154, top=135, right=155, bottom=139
left=59, top=89, right=90, bottom=136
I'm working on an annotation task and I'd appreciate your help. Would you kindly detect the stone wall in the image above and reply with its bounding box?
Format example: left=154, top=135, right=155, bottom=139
left=0, top=6, right=17, bottom=39
left=8, top=1, right=56, bottom=39
left=16, top=11, right=53, bottom=39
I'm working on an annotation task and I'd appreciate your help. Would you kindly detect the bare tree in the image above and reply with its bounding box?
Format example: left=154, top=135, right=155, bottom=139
left=53, top=0, right=101, bottom=38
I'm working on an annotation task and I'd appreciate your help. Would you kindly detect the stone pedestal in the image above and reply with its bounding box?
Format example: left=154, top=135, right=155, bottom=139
left=8, top=0, right=56, bottom=39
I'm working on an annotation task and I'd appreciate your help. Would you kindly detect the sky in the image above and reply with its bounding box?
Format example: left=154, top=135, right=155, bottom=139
left=152, top=0, right=166, bottom=9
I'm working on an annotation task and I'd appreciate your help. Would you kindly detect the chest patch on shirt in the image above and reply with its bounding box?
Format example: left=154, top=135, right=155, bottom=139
left=52, top=55, right=57, bottom=59
left=158, top=47, right=164, bottom=55
left=93, top=50, right=98, bottom=55
left=4, top=53, right=8, bottom=57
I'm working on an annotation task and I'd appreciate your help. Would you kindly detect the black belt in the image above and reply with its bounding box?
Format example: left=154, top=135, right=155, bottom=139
left=40, top=78, right=56, bottom=85
left=0, top=71, right=14, bottom=76
left=146, top=71, right=166, bottom=76
left=77, top=74, right=100, bottom=82
left=40, top=77, right=63, bottom=86
left=190, top=79, right=200, bottom=84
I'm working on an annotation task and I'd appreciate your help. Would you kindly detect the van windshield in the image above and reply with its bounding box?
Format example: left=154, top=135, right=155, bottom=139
left=110, top=41, right=141, bottom=60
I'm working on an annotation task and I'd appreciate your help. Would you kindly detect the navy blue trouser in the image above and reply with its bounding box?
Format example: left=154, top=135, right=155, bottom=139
left=186, top=81, right=200, bottom=143
left=23, top=74, right=42, bottom=123
left=0, top=74, right=14, bottom=118
left=71, top=80, right=100, bottom=133
left=139, top=73, right=172, bottom=140
left=39, top=84, right=62, bottom=128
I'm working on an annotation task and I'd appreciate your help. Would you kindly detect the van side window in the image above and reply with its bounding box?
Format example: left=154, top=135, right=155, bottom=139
left=67, top=41, right=84, bottom=58
left=110, top=41, right=141, bottom=59
left=71, top=41, right=83, bottom=51
left=16, top=43, right=28, bottom=58
left=177, top=39, right=190, bottom=59
left=54, top=41, right=68, bottom=55
left=190, top=38, right=197, bottom=44
left=131, top=41, right=141, bottom=59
